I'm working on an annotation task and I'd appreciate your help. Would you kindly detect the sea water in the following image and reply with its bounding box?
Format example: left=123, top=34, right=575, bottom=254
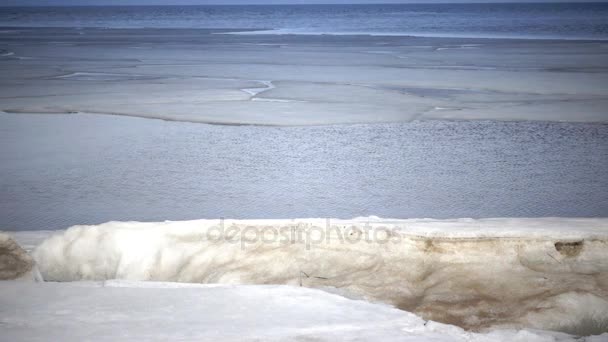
left=1, top=3, right=608, bottom=40
left=1, top=113, right=606, bottom=230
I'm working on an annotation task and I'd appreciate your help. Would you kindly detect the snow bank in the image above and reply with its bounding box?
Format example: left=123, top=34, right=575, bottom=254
left=0, top=232, right=36, bottom=280
left=29, top=218, right=608, bottom=334
left=0, top=280, right=601, bottom=341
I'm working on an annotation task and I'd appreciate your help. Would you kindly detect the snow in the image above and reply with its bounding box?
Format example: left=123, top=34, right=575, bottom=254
left=10, top=217, right=608, bottom=335
left=0, top=280, right=599, bottom=341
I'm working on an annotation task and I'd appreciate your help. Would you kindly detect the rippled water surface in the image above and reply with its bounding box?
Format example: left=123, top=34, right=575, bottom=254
left=1, top=3, right=608, bottom=39
left=1, top=113, right=606, bottom=230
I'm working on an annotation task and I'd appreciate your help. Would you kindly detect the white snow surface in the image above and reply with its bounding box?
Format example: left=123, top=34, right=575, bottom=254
left=0, top=280, right=601, bottom=342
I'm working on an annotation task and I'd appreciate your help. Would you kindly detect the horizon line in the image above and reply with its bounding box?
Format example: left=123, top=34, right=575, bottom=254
left=2, top=1, right=608, bottom=8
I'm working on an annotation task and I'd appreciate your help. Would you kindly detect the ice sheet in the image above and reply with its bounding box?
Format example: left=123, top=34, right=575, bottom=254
left=1, top=28, right=607, bottom=125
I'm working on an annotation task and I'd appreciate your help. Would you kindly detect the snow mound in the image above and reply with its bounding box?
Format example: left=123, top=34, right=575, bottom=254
left=0, top=232, right=35, bottom=280
left=30, top=217, right=608, bottom=334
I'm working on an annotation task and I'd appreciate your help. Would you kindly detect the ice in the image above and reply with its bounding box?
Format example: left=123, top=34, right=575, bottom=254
left=55, top=72, right=158, bottom=81
left=16, top=217, right=608, bottom=335
left=0, top=280, right=602, bottom=341
left=241, top=80, right=275, bottom=97
left=1, top=28, right=607, bottom=125
left=224, top=29, right=608, bottom=41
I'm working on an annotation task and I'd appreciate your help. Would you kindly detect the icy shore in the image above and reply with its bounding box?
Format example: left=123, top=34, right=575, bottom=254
left=7, top=217, right=608, bottom=336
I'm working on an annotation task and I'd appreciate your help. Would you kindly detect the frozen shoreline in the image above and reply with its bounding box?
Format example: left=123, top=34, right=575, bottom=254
left=4, top=217, right=608, bottom=336
left=1, top=27, right=607, bottom=125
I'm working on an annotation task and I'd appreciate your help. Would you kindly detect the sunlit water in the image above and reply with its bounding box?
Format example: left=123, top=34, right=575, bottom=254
left=1, top=113, right=606, bottom=231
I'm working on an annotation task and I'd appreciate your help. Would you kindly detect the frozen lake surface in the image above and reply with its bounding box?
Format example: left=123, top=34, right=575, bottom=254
left=1, top=28, right=607, bottom=125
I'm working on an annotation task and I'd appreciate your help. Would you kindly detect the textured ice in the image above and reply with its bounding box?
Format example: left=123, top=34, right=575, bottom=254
left=23, top=217, right=608, bottom=335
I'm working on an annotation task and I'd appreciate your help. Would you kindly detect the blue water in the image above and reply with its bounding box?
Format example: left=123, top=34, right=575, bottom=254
left=1, top=3, right=608, bottom=39
left=1, top=113, right=607, bottom=231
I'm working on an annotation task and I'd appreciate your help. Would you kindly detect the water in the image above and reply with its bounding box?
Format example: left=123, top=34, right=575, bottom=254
left=1, top=3, right=608, bottom=39
left=1, top=113, right=606, bottom=231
